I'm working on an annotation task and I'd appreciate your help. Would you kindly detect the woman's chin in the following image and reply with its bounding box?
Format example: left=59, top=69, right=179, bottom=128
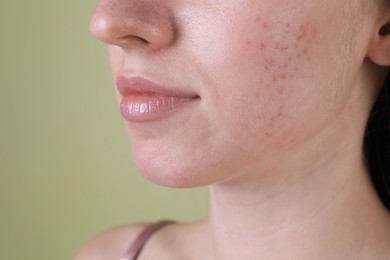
left=136, top=165, right=207, bottom=188
left=132, top=150, right=208, bottom=188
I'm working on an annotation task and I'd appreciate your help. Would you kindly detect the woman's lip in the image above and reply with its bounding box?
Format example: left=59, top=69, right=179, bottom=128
left=116, top=75, right=200, bottom=122
left=116, top=75, right=199, bottom=98
left=120, top=94, right=199, bottom=122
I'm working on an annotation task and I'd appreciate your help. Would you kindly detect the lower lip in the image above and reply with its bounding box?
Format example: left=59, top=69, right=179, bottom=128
left=120, top=94, right=199, bottom=122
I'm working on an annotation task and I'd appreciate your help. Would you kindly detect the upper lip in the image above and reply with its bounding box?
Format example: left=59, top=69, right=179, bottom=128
left=116, top=75, right=200, bottom=98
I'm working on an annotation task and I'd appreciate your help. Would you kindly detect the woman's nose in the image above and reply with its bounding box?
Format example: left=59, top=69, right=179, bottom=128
left=90, top=0, right=175, bottom=50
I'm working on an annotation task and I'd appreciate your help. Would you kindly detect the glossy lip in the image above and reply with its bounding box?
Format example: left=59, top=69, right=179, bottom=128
left=116, top=75, right=199, bottom=98
left=116, top=75, right=200, bottom=122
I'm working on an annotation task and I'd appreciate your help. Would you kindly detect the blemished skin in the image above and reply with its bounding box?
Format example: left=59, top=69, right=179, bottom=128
left=92, top=0, right=385, bottom=188
left=86, top=0, right=390, bottom=259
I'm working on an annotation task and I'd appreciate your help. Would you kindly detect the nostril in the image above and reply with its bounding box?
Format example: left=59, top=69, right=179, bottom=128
left=117, top=35, right=150, bottom=45
left=379, top=22, right=390, bottom=36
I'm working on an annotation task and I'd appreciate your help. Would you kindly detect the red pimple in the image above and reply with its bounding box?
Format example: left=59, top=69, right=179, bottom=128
left=276, top=87, right=286, bottom=94
left=274, top=42, right=289, bottom=51
left=260, top=42, right=267, bottom=50
left=283, top=22, right=292, bottom=33
left=277, top=105, right=285, bottom=118
left=278, top=110, right=284, bottom=118
left=311, top=29, right=318, bottom=40
left=297, top=23, right=308, bottom=40
left=262, top=22, right=269, bottom=29
left=266, top=58, right=276, bottom=67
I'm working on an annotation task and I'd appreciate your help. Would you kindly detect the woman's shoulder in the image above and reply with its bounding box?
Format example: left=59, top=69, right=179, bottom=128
left=74, top=222, right=150, bottom=260
left=74, top=220, right=205, bottom=260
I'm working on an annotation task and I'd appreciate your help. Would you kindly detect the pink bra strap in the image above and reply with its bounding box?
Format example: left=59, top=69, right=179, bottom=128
left=120, top=220, right=175, bottom=260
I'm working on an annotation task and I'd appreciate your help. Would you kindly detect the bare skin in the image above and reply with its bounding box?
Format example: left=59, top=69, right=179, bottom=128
left=77, top=0, right=390, bottom=259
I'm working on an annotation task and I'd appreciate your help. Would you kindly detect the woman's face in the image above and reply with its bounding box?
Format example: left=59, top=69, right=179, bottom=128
left=91, top=0, right=382, bottom=187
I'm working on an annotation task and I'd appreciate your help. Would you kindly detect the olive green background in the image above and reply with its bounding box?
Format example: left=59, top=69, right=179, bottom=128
left=0, top=2, right=208, bottom=259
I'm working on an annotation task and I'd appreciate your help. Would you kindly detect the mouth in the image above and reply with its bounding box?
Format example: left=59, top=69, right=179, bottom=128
left=116, top=75, right=200, bottom=122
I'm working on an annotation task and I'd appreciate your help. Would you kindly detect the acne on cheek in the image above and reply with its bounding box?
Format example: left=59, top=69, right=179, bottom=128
left=245, top=17, right=320, bottom=138
left=257, top=18, right=319, bottom=78
left=246, top=16, right=319, bottom=74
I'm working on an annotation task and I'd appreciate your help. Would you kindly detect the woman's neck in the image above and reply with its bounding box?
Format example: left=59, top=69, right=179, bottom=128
left=206, top=133, right=390, bottom=259
left=201, top=78, right=390, bottom=259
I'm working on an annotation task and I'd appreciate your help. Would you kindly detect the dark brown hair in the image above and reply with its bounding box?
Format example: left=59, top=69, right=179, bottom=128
left=364, top=72, right=390, bottom=210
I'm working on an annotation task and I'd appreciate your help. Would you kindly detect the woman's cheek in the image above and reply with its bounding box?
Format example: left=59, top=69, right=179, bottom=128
left=206, top=15, right=321, bottom=142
